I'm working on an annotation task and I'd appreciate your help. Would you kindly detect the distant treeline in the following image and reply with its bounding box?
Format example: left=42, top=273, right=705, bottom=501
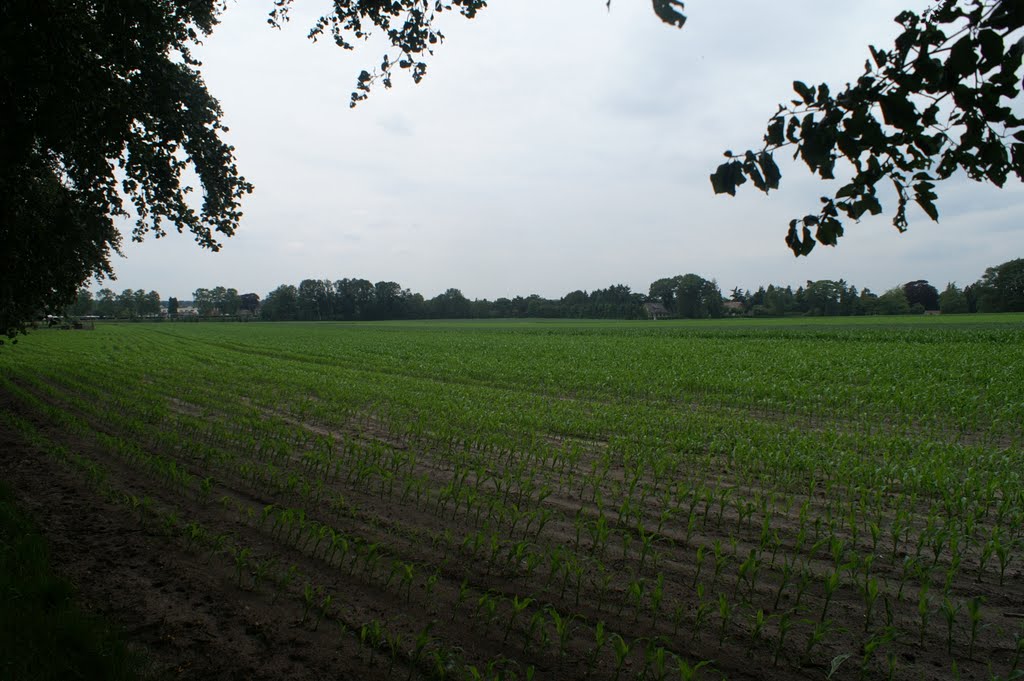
left=66, top=258, right=1024, bottom=320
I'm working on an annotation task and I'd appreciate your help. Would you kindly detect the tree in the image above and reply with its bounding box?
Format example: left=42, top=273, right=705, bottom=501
left=373, top=281, right=404, bottom=319
left=95, top=289, right=117, bottom=318
left=239, top=293, right=260, bottom=315
left=116, top=289, right=139, bottom=319
left=763, top=285, right=795, bottom=316
left=876, top=287, right=912, bottom=315
left=261, top=285, right=299, bottom=321
left=903, top=280, right=940, bottom=311
left=673, top=274, right=723, bottom=319
left=973, top=257, right=1024, bottom=311
left=859, top=288, right=880, bottom=315
left=939, top=282, right=969, bottom=313
left=711, top=1, right=1024, bottom=255
left=168, top=297, right=180, bottom=316
left=65, top=289, right=94, bottom=318
left=138, top=290, right=162, bottom=317
left=804, top=280, right=846, bottom=316
left=193, top=288, right=216, bottom=316
left=334, top=278, right=376, bottom=320
left=296, top=279, right=334, bottom=321
left=1, top=1, right=254, bottom=338
left=648, top=277, right=680, bottom=310
left=429, top=288, right=471, bottom=318
left=0, top=0, right=502, bottom=337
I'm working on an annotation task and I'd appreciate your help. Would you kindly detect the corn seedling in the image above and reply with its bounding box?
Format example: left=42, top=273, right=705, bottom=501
left=673, top=654, right=710, bottom=681
left=610, top=633, right=630, bottom=681
left=967, top=596, right=985, bottom=660
left=941, top=597, right=961, bottom=654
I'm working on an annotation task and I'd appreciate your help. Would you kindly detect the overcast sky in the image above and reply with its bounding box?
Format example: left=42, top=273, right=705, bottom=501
left=106, top=0, right=1024, bottom=301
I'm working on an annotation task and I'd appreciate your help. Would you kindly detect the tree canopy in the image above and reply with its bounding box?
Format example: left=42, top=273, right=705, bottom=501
left=1, top=0, right=251, bottom=338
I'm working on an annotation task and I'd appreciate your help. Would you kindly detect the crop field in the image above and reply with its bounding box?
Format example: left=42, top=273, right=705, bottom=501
left=1, top=317, right=1023, bottom=681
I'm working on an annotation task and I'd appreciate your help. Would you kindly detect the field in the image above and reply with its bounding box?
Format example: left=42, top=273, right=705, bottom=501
left=1, top=316, right=1023, bottom=681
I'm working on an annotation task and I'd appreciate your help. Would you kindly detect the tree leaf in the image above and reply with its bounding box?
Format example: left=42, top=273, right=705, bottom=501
left=764, top=117, right=785, bottom=146
left=651, top=0, right=686, bottom=28
left=977, top=29, right=1004, bottom=71
left=793, top=81, right=815, bottom=104
left=945, top=35, right=979, bottom=79
left=785, top=221, right=816, bottom=256
left=815, top=216, right=844, bottom=246
left=879, top=94, right=918, bottom=130
left=757, top=152, right=782, bottom=190
left=709, top=161, right=744, bottom=196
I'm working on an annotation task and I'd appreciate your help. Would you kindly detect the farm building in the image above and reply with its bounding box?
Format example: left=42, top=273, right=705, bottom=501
left=642, top=302, right=670, bottom=320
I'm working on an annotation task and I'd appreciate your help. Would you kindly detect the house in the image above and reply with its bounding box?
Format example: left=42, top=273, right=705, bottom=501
left=723, top=301, right=745, bottom=315
left=643, top=302, right=670, bottom=320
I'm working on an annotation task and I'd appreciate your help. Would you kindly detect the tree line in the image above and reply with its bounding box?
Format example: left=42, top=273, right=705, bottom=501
left=258, top=280, right=651, bottom=321
left=65, top=258, right=1023, bottom=322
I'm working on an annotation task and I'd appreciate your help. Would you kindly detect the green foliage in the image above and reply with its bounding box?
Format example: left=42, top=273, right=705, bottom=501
left=940, top=283, right=969, bottom=314
left=712, top=1, right=1024, bottom=255
left=974, top=258, right=1024, bottom=311
left=903, top=280, right=940, bottom=311
left=648, top=274, right=724, bottom=318
left=194, top=286, right=241, bottom=317
left=876, top=287, right=912, bottom=315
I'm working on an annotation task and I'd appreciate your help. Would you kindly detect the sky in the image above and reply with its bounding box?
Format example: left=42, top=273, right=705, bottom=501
left=106, top=0, right=1024, bottom=301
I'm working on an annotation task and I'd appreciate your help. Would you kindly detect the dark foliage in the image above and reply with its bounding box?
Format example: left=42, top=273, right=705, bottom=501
left=0, top=1, right=251, bottom=338
left=903, top=280, right=941, bottom=310
left=710, top=0, right=1024, bottom=255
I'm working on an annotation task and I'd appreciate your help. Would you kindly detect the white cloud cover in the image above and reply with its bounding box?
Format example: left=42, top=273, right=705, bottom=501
left=106, top=0, right=1024, bottom=300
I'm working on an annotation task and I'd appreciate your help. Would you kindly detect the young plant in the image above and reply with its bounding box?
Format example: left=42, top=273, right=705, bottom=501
left=940, top=597, right=961, bottom=655
left=965, top=596, right=984, bottom=660
left=691, top=545, right=706, bottom=589
left=646, top=643, right=670, bottom=681
left=858, top=627, right=897, bottom=681
left=610, top=633, right=631, bottom=681
left=588, top=620, right=607, bottom=672
left=751, top=608, right=766, bottom=643
left=408, top=622, right=434, bottom=681
left=314, top=590, right=333, bottom=631
left=804, top=619, right=834, bottom=663
left=718, top=593, right=733, bottom=645
left=547, top=606, right=575, bottom=657
left=773, top=611, right=793, bottom=667
left=821, top=569, right=841, bottom=623
left=231, top=546, right=252, bottom=589
left=862, top=576, right=880, bottom=632
left=504, top=596, right=533, bottom=643
left=692, top=584, right=714, bottom=642
left=673, top=654, right=710, bottom=681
